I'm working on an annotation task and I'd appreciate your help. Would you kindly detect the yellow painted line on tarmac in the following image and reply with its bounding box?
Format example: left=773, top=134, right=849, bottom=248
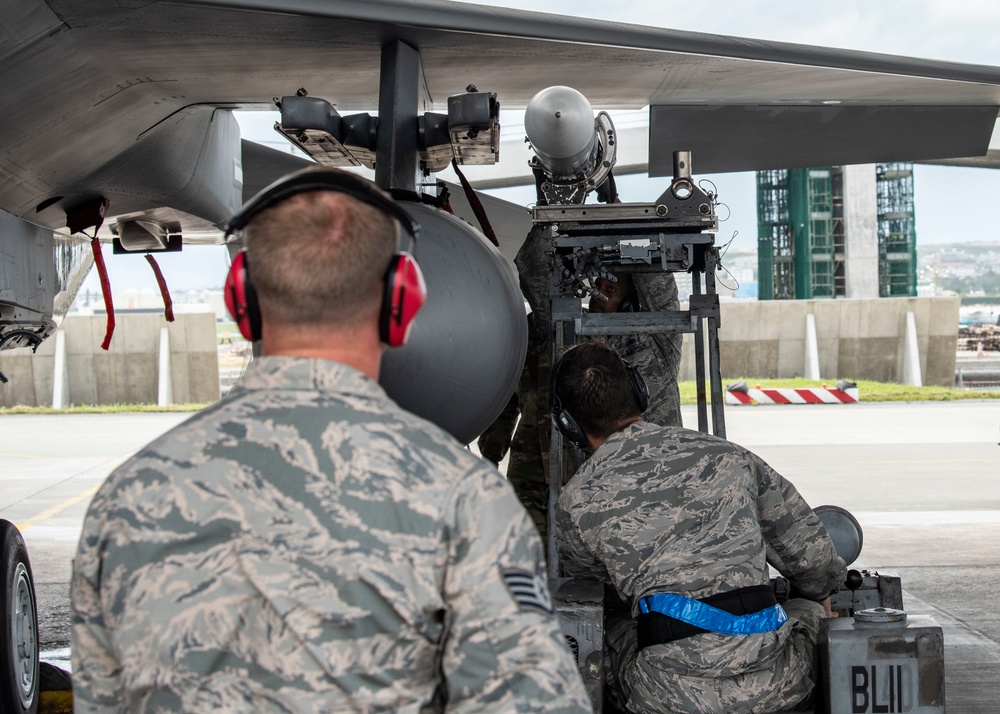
left=15, top=485, right=99, bottom=532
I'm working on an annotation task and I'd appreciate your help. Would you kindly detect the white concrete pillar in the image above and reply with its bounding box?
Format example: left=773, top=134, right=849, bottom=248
left=843, top=164, right=880, bottom=299
left=805, top=313, right=821, bottom=380
left=157, top=326, right=173, bottom=406
left=51, top=329, right=69, bottom=409
left=902, top=311, right=923, bottom=387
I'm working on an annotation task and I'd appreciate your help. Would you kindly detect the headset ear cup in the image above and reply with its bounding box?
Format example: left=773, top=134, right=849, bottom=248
left=550, top=346, right=588, bottom=449
left=224, top=251, right=262, bottom=342
left=617, top=292, right=639, bottom=313
left=380, top=252, right=427, bottom=347
left=627, top=364, right=649, bottom=413
left=551, top=395, right=589, bottom=450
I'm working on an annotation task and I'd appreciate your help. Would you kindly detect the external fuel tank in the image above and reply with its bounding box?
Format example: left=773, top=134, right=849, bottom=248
left=380, top=202, right=527, bottom=445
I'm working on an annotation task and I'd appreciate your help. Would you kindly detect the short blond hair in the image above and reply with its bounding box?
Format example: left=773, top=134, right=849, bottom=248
left=245, top=184, right=398, bottom=327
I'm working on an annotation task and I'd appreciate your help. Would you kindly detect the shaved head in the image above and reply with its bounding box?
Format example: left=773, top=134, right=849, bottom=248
left=245, top=186, right=398, bottom=328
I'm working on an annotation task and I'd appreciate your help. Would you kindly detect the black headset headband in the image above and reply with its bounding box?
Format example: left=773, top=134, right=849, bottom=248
left=225, top=168, right=420, bottom=242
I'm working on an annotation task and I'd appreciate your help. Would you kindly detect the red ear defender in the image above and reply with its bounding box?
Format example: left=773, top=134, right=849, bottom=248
left=380, top=252, right=427, bottom=347
left=224, top=251, right=262, bottom=342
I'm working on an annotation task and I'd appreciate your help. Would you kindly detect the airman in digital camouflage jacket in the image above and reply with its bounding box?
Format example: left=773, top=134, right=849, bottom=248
left=477, top=226, right=681, bottom=540
left=557, top=421, right=846, bottom=713
left=72, top=357, right=591, bottom=713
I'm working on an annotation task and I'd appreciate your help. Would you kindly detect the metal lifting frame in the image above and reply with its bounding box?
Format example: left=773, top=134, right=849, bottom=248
left=535, top=177, right=725, bottom=580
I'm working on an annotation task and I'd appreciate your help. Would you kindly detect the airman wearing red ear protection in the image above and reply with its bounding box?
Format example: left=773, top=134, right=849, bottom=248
left=224, top=167, right=426, bottom=355
left=71, top=166, right=591, bottom=713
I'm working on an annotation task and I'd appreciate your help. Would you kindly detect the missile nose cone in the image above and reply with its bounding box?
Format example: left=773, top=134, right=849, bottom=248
left=525, top=86, right=597, bottom=177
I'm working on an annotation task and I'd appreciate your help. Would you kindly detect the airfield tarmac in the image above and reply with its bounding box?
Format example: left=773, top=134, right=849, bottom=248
left=1, top=400, right=998, bottom=711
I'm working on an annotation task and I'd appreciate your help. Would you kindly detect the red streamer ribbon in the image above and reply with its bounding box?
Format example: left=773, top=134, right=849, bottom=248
left=145, top=254, right=175, bottom=322
left=89, top=237, right=115, bottom=350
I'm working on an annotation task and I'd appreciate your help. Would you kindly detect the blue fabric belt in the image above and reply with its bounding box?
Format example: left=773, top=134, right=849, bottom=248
left=638, top=592, right=788, bottom=636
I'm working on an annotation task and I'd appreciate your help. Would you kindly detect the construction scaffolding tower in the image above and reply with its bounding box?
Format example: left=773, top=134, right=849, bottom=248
left=876, top=163, right=917, bottom=297
left=756, top=170, right=794, bottom=300
left=831, top=168, right=847, bottom=297
left=756, top=168, right=837, bottom=299
left=757, top=163, right=916, bottom=300
left=789, top=167, right=836, bottom=299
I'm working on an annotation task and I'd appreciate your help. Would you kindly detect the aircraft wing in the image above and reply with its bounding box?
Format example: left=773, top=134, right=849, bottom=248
left=4, top=0, right=1000, bottom=237
left=3, top=0, right=1000, bottom=355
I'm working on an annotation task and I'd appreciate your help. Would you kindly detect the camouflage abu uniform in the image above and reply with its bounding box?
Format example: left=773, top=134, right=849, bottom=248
left=477, top=225, right=682, bottom=538
left=557, top=421, right=846, bottom=714
left=72, top=357, right=591, bottom=713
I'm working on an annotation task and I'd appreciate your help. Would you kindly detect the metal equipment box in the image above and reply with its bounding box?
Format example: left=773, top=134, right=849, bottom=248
left=554, top=578, right=605, bottom=710
left=820, top=608, right=944, bottom=714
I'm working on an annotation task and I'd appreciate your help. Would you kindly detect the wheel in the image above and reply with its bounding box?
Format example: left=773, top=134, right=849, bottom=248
left=0, top=519, right=39, bottom=714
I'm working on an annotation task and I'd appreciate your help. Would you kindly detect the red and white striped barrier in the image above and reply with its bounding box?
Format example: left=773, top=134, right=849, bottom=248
left=726, top=385, right=859, bottom=405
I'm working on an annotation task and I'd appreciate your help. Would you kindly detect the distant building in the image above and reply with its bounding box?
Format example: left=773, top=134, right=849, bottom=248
left=756, top=163, right=916, bottom=300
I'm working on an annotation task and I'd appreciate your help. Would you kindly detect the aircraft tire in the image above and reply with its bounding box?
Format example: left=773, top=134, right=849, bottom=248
left=0, top=519, right=39, bottom=714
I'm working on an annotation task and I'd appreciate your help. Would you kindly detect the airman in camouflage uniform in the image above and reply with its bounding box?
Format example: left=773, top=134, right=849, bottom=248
left=71, top=168, right=590, bottom=713
left=553, top=342, right=846, bottom=714
left=477, top=225, right=681, bottom=539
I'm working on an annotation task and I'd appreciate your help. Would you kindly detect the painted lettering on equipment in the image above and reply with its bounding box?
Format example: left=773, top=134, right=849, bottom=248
left=851, top=664, right=910, bottom=712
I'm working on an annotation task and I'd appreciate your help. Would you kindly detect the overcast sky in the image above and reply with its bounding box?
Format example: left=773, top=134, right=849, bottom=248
left=82, top=0, right=1000, bottom=293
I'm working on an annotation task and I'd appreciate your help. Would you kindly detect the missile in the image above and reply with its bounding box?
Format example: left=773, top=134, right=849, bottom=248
left=524, top=86, right=599, bottom=177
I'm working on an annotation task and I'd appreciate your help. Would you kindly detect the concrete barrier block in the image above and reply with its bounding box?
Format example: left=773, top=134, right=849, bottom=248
left=0, top=353, right=37, bottom=406
left=69, top=354, right=97, bottom=405
left=183, top=314, right=218, bottom=352
left=79, top=315, right=120, bottom=354
left=63, top=316, right=95, bottom=354
left=122, top=353, right=157, bottom=403
left=719, top=302, right=754, bottom=342
left=869, top=299, right=905, bottom=339
left=778, top=301, right=809, bottom=340
left=858, top=337, right=898, bottom=382
left=838, top=300, right=863, bottom=339
left=33, top=353, right=54, bottom=406
left=909, top=298, right=931, bottom=332
left=121, top=316, right=159, bottom=356
left=184, top=353, right=221, bottom=403
left=925, top=336, right=958, bottom=387
left=817, top=338, right=840, bottom=379
left=837, top=337, right=861, bottom=380
left=928, top=297, right=961, bottom=337
left=777, top=337, right=805, bottom=378
left=756, top=303, right=781, bottom=341
left=167, top=319, right=188, bottom=352
left=812, top=301, right=842, bottom=341
left=89, top=355, right=117, bottom=405
left=748, top=339, right=780, bottom=378
left=720, top=340, right=778, bottom=379
left=719, top=340, right=746, bottom=378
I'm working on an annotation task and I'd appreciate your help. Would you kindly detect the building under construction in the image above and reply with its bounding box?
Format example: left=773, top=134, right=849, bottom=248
left=756, top=163, right=917, bottom=300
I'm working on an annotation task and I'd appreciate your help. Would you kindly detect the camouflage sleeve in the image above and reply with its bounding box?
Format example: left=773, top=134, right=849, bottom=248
left=70, top=490, right=125, bottom=713
left=476, top=391, right=520, bottom=465
left=630, top=273, right=683, bottom=427
left=555, top=489, right=609, bottom=582
left=632, top=272, right=680, bottom=314
left=442, top=464, right=591, bottom=712
left=514, top=224, right=553, bottom=327
left=750, top=452, right=847, bottom=600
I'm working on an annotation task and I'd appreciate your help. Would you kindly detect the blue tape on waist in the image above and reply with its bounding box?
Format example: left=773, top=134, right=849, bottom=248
left=638, top=593, right=788, bottom=636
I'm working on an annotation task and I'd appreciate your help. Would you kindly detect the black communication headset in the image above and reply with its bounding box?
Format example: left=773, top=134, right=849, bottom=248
left=550, top=344, right=649, bottom=449
left=223, top=168, right=426, bottom=347
left=617, top=290, right=640, bottom=313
